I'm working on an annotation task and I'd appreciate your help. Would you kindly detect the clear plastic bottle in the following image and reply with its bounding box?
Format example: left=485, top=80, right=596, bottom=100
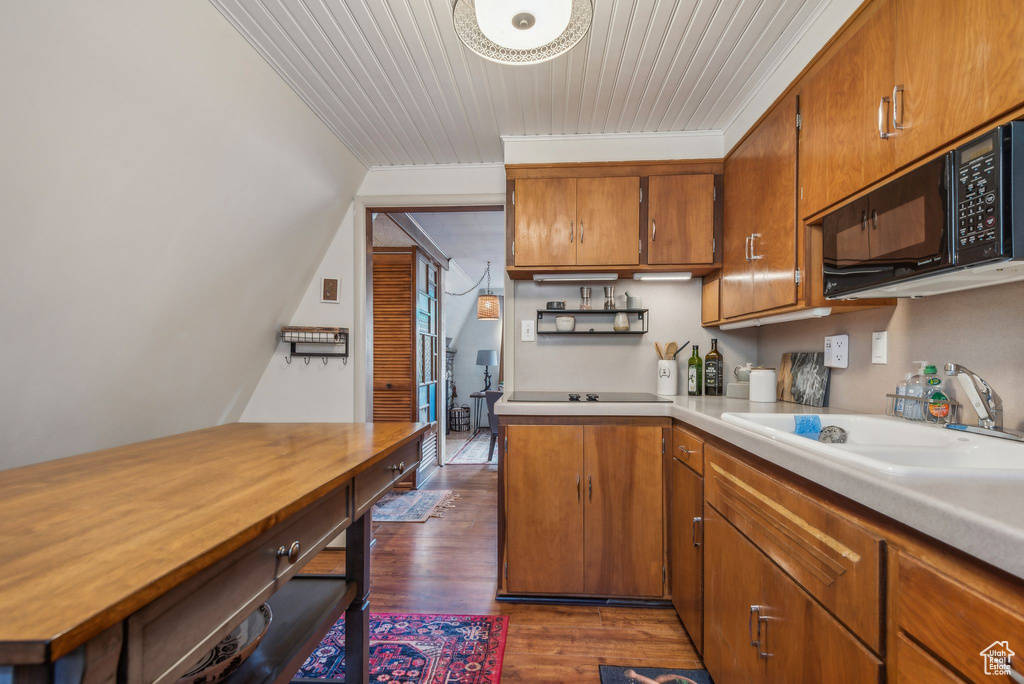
left=922, top=364, right=951, bottom=420
left=904, top=361, right=929, bottom=420
left=894, top=372, right=912, bottom=417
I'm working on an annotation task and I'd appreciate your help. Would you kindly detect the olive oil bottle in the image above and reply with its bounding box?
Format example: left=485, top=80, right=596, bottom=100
left=687, top=345, right=702, bottom=396
left=704, top=338, right=723, bottom=396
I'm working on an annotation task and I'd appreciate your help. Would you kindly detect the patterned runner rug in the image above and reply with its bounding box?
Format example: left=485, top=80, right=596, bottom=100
left=447, top=429, right=495, bottom=465
left=372, top=489, right=457, bottom=523
left=295, top=613, right=508, bottom=683
left=599, top=665, right=714, bottom=684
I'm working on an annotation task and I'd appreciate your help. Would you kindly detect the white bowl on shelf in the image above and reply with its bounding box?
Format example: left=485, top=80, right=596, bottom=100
left=554, top=316, right=576, bottom=332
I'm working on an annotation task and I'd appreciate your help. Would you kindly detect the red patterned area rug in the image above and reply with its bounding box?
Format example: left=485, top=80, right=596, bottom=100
left=295, top=613, right=508, bottom=683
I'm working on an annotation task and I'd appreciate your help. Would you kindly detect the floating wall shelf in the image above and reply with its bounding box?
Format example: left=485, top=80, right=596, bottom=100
left=535, top=309, right=649, bottom=335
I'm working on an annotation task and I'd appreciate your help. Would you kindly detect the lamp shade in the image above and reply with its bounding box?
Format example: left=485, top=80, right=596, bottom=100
left=477, top=293, right=500, bottom=320
left=476, top=350, right=499, bottom=367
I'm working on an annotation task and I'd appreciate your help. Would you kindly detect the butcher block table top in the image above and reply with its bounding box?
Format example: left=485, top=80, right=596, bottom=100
left=0, top=421, right=427, bottom=665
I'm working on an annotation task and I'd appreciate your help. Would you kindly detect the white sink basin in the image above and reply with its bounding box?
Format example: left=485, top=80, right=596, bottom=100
left=721, top=412, right=1024, bottom=477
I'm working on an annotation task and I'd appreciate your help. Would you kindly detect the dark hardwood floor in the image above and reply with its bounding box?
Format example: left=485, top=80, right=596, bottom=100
left=305, top=463, right=703, bottom=682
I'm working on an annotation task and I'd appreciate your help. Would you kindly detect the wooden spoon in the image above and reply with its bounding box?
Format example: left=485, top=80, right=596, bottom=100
left=665, top=342, right=678, bottom=360
left=655, top=342, right=665, bottom=360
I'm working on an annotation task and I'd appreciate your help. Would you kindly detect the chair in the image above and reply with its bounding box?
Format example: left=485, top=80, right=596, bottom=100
left=485, top=390, right=503, bottom=462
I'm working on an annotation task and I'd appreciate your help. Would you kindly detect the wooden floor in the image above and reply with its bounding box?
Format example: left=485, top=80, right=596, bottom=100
left=305, top=462, right=703, bottom=682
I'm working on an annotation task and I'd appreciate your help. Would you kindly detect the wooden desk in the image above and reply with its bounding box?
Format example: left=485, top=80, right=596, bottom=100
left=0, top=422, right=427, bottom=684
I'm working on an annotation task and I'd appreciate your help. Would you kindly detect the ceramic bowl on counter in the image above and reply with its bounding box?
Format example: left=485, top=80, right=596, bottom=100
left=176, top=604, right=272, bottom=683
left=555, top=316, right=576, bottom=332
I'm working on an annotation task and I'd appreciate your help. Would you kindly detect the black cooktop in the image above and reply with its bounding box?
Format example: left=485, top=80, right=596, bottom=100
left=508, top=391, right=670, bottom=403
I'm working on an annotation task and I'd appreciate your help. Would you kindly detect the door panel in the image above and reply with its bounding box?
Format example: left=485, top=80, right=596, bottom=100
left=513, top=178, right=577, bottom=266
left=894, top=0, right=1024, bottom=167
left=670, top=456, right=703, bottom=654
left=372, top=251, right=414, bottom=422
left=583, top=426, right=663, bottom=597
left=751, top=97, right=799, bottom=313
left=826, top=0, right=896, bottom=204
left=798, top=63, right=831, bottom=219
left=506, top=425, right=584, bottom=594
left=576, top=176, right=640, bottom=266
left=722, top=149, right=755, bottom=319
left=648, top=174, right=715, bottom=264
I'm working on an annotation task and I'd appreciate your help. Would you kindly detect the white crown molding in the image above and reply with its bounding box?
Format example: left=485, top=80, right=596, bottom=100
left=501, top=130, right=724, bottom=165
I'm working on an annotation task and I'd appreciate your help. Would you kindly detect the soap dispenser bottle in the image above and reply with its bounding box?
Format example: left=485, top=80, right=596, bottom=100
left=894, top=373, right=912, bottom=417
left=922, top=364, right=951, bottom=420
left=904, top=362, right=929, bottom=420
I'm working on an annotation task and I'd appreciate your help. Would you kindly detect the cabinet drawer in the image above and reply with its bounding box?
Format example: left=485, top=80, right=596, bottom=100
left=126, top=483, right=351, bottom=684
left=705, top=446, right=883, bottom=651
left=672, top=425, right=703, bottom=475
left=354, top=440, right=420, bottom=517
left=894, top=551, right=1024, bottom=683
left=894, top=633, right=963, bottom=683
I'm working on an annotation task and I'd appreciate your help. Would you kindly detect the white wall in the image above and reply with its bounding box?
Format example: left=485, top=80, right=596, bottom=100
left=513, top=280, right=758, bottom=394
left=0, top=1, right=366, bottom=469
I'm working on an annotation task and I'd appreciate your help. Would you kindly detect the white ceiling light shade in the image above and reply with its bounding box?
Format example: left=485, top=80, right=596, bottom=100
left=453, top=0, right=593, bottom=65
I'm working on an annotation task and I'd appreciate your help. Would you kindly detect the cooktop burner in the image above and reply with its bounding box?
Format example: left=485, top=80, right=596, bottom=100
left=508, top=391, right=670, bottom=403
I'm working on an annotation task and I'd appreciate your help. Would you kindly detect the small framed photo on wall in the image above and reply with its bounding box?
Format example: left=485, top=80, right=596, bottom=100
left=321, top=277, right=340, bottom=303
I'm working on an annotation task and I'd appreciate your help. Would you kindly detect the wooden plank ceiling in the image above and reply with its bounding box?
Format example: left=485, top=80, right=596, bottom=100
left=210, top=0, right=830, bottom=166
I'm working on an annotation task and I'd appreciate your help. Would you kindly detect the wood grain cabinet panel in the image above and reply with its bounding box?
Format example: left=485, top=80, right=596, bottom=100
left=894, top=0, right=1024, bottom=168
left=583, top=425, right=664, bottom=597
left=513, top=178, right=577, bottom=266
left=672, top=425, right=704, bottom=475
left=893, top=633, right=964, bottom=683
left=798, top=62, right=831, bottom=219
left=504, top=425, right=585, bottom=595
left=372, top=251, right=415, bottom=422
left=576, top=176, right=640, bottom=266
left=893, top=550, right=1024, bottom=683
left=648, top=174, right=715, bottom=265
left=669, top=452, right=703, bottom=654
left=705, top=446, right=884, bottom=652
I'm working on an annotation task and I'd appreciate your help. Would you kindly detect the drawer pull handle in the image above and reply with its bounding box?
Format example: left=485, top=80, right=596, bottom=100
left=692, top=516, right=702, bottom=547
left=749, top=605, right=772, bottom=658
left=390, top=461, right=406, bottom=474
left=678, top=446, right=690, bottom=454
left=277, top=541, right=301, bottom=564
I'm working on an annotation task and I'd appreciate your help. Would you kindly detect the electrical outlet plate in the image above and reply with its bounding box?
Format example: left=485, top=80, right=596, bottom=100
left=522, top=319, right=535, bottom=342
left=824, top=334, right=849, bottom=369
left=871, top=331, right=888, bottom=365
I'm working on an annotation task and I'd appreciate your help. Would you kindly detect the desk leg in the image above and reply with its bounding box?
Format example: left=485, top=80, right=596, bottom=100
left=345, top=511, right=371, bottom=684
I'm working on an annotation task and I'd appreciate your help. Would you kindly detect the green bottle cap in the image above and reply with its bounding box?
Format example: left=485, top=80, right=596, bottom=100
left=924, top=365, right=937, bottom=374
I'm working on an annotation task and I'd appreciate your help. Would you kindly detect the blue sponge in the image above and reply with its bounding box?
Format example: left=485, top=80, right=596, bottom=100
left=794, top=415, right=822, bottom=440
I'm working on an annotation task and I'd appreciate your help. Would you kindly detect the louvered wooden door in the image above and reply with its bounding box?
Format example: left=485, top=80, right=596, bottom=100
left=372, top=250, right=414, bottom=422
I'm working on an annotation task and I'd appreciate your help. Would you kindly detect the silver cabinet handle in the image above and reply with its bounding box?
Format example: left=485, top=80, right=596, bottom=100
left=1010, top=657, right=1024, bottom=684
left=892, top=84, right=905, bottom=130
left=678, top=445, right=690, bottom=453
left=744, top=235, right=752, bottom=262
left=277, top=541, right=301, bottom=564
left=692, top=516, right=702, bottom=547
left=588, top=475, right=592, bottom=500
left=652, top=219, right=657, bottom=242
left=569, top=221, right=574, bottom=243
left=861, top=210, right=868, bottom=231
left=749, top=605, right=759, bottom=646
left=878, top=96, right=891, bottom=139
left=871, top=209, right=879, bottom=230
left=750, top=605, right=772, bottom=658
left=749, top=233, right=763, bottom=260
left=576, top=474, right=581, bottom=501
left=580, top=220, right=584, bottom=244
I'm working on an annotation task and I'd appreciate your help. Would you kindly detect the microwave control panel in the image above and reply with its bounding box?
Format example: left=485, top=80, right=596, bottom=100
left=954, top=130, right=1001, bottom=263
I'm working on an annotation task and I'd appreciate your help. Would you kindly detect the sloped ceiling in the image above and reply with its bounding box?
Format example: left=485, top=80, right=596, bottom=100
left=210, top=0, right=832, bottom=166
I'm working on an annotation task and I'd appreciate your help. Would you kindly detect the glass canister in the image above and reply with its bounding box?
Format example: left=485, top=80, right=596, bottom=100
left=579, top=286, right=592, bottom=310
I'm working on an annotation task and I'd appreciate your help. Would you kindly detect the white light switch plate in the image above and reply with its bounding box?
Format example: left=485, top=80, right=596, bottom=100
left=522, top=319, right=535, bottom=342
left=871, top=331, right=888, bottom=364
left=824, top=334, right=849, bottom=369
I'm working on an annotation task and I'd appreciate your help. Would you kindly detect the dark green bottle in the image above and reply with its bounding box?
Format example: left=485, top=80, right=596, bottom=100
left=687, top=345, right=702, bottom=396
left=705, top=338, right=723, bottom=396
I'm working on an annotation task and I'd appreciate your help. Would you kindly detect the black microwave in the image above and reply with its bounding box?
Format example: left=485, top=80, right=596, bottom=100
left=822, top=121, right=1024, bottom=299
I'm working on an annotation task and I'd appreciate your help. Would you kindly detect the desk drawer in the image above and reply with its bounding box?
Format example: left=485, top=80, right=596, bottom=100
left=672, top=425, right=704, bottom=475
left=126, top=483, right=351, bottom=684
left=353, top=440, right=420, bottom=517
left=705, top=446, right=883, bottom=652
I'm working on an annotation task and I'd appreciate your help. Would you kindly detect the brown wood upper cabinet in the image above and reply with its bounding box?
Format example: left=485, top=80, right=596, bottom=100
left=513, top=176, right=639, bottom=267
left=648, top=174, right=716, bottom=264
left=721, top=96, right=799, bottom=319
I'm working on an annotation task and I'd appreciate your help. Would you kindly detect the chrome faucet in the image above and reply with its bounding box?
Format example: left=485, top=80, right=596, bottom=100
left=943, top=363, right=1024, bottom=442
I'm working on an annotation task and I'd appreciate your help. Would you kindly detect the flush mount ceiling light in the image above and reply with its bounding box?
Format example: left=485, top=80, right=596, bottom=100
left=453, top=0, right=593, bottom=65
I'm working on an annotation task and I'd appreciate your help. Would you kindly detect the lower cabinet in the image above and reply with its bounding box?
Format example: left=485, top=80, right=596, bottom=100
left=703, top=508, right=882, bottom=684
left=669, top=428, right=704, bottom=654
left=503, top=422, right=666, bottom=598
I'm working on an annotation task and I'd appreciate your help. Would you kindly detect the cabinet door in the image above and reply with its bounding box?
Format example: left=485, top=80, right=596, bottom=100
left=798, top=63, right=831, bottom=219
left=670, top=456, right=703, bottom=654
left=513, top=178, right=577, bottom=266
left=751, top=96, right=799, bottom=313
left=894, top=0, right=1024, bottom=167
left=648, top=174, right=715, bottom=265
left=825, top=0, right=896, bottom=204
left=576, top=176, right=640, bottom=266
left=505, top=425, right=584, bottom=594
left=372, top=251, right=414, bottom=422
left=583, top=425, right=663, bottom=597
left=703, top=509, right=768, bottom=684
left=721, top=148, right=755, bottom=319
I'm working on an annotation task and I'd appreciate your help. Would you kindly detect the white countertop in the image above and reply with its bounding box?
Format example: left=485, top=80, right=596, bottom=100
left=496, top=394, right=1024, bottom=580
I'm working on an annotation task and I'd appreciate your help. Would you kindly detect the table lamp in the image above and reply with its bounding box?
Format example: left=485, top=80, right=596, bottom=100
left=476, top=349, right=499, bottom=390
